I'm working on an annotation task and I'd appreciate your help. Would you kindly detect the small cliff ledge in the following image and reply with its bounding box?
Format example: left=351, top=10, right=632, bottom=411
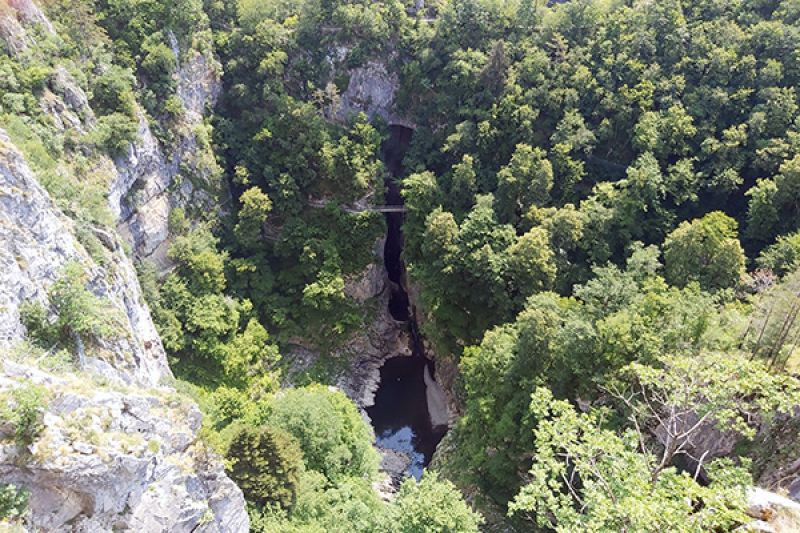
left=0, top=360, right=247, bottom=533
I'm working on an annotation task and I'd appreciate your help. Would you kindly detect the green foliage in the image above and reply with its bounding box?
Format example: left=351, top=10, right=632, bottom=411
left=89, top=112, right=139, bottom=156
left=260, top=385, right=379, bottom=482
left=495, top=144, right=553, bottom=225
left=742, top=270, right=800, bottom=370
left=140, top=228, right=281, bottom=387
left=50, top=262, right=120, bottom=340
left=509, top=387, right=752, bottom=533
left=663, top=212, right=746, bottom=291
left=392, top=472, right=483, bottom=533
left=23, top=261, right=121, bottom=353
left=757, top=231, right=800, bottom=276
left=456, top=245, right=737, bottom=498
left=90, top=65, right=137, bottom=116
left=0, top=484, right=28, bottom=522
left=1, top=385, right=48, bottom=447
left=250, top=470, right=388, bottom=533
left=234, top=186, right=272, bottom=250
left=226, top=424, right=304, bottom=509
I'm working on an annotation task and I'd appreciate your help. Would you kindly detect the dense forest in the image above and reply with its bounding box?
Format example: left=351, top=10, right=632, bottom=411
left=4, top=0, right=800, bottom=531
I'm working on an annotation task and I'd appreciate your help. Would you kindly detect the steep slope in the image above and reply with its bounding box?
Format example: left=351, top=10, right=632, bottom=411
left=0, top=1, right=248, bottom=530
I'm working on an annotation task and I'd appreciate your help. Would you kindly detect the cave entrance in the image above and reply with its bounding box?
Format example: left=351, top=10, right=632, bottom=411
left=367, top=125, right=448, bottom=483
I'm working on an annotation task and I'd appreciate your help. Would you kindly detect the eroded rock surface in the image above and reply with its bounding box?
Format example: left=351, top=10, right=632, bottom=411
left=0, top=360, right=248, bottom=533
left=0, top=131, right=170, bottom=387
left=287, top=250, right=412, bottom=409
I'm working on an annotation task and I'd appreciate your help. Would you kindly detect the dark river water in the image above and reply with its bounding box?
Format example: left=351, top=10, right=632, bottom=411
left=365, top=125, right=448, bottom=480
left=367, top=356, right=448, bottom=479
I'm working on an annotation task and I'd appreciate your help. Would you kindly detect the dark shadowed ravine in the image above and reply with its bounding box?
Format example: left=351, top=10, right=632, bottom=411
left=366, top=125, right=448, bottom=481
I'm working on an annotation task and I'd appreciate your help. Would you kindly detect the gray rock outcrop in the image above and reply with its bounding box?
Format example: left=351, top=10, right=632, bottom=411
left=112, top=40, right=223, bottom=268
left=0, top=360, right=247, bottom=533
left=0, top=130, right=170, bottom=387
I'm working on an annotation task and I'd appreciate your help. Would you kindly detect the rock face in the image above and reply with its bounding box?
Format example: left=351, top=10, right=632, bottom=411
left=0, top=129, right=249, bottom=532
left=746, top=488, right=800, bottom=533
left=0, top=3, right=248, bottom=530
left=0, top=360, right=247, bottom=533
left=287, top=244, right=413, bottom=409
left=406, top=281, right=462, bottom=417
left=0, top=131, right=170, bottom=387
left=329, top=51, right=413, bottom=128
left=112, top=41, right=222, bottom=268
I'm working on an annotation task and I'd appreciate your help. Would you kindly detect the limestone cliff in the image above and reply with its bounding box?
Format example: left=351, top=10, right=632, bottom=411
left=0, top=1, right=248, bottom=530
left=113, top=34, right=223, bottom=268
left=0, top=128, right=248, bottom=532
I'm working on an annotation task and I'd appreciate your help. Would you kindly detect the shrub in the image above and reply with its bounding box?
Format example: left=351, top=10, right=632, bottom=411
left=757, top=231, right=800, bottom=277
left=225, top=424, right=304, bottom=509
left=90, top=65, right=137, bottom=116
left=0, top=484, right=28, bottom=521
left=90, top=112, right=138, bottom=157
left=263, top=385, right=379, bottom=482
left=50, top=261, right=121, bottom=343
left=1, top=385, right=48, bottom=447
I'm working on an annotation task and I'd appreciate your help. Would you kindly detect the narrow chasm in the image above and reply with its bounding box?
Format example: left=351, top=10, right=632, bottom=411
left=366, top=125, right=449, bottom=483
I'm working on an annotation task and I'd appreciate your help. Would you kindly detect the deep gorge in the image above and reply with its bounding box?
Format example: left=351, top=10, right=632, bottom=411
left=366, top=125, right=448, bottom=481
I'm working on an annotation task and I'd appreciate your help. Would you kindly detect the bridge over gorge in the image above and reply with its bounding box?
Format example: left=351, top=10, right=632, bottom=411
left=306, top=199, right=408, bottom=214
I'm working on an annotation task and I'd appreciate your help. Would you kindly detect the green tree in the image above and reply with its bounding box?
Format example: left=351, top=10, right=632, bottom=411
left=222, top=318, right=281, bottom=387
left=234, top=186, right=273, bottom=250
left=509, top=386, right=752, bottom=533
left=757, top=231, right=800, bottom=277
left=226, top=424, right=304, bottom=509
left=262, top=385, right=379, bottom=482
left=663, top=211, right=745, bottom=291
left=506, top=227, right=556, bottom=301
left=747, top=155, right=800, bottom=245
left=495, top=144, right=553, bottom=224
left=391, top=472, right=483, bottom=533
left=446, top=154, right=477, bottom=213
left=742, top=270, right=800, bottom=370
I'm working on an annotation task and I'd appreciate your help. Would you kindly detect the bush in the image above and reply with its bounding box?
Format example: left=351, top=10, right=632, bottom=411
left=90, top=65, right=137, bottom=116
left=19, top=300, right=57, bottom=349
left=392, top=472, right=483, bottom=533
left=90, top=112, right=138, bottom=157
left=0, top=484, right=28, bottom=521
left=225, top=424, right=304, bottom=509
left=1, top=385, right=48, bottom=447
left=50, top=262, right=121, bottom=342
left=757, top=231, right=800, bottom=277
left=262, top=385, right=379, bottom=482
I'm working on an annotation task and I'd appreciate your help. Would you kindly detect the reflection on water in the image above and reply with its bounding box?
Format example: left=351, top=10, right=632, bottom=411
left=367, top=356, right=448, bottom=480
left=375, top=426, right=427, bottom=479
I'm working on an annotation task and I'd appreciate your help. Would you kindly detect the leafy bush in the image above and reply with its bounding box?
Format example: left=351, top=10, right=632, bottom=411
left=261, top=385, right=379, bottom=482
left=1, top=385, right=48, bottom=447
left=23, top=262, right=122, bottom=353
left=225, top=424, right=304, bottom=509
left=90, top=65, right=137, bottom=116
left=0, top=484, right=28, bottom=521
left=757, top=231, right=800, bottom=277
left=392, top=472, right=483, bottom=533
left=90, top=113, right=138, bottom=157
left=50, top=262, right=121, bottom=342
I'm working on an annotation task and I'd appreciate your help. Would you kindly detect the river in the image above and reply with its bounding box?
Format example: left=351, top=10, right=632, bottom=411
left=366, top=125, right=448, bottom=481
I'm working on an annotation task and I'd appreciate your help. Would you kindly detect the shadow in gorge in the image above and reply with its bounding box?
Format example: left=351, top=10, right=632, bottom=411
left=367, top=124, right=448, bottom=482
